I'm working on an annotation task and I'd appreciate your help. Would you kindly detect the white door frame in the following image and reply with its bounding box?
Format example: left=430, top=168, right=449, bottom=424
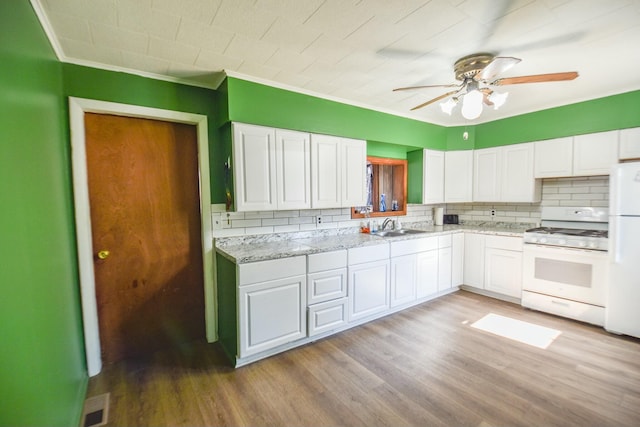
left=69, top=97, right=216, bottom=376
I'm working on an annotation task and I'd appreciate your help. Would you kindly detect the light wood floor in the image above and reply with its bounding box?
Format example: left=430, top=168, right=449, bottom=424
left=87, top=291, right=640, bottom=427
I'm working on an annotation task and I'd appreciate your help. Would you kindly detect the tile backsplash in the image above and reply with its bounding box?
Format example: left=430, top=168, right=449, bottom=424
left=211, top=176, right=609, bottom=238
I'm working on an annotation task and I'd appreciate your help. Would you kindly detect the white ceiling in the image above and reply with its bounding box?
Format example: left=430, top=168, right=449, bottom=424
left=34, top=0, right=640, bottom=126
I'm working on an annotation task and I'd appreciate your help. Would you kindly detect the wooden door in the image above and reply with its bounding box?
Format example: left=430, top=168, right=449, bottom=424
left=85, top=113, right=204, bottom=364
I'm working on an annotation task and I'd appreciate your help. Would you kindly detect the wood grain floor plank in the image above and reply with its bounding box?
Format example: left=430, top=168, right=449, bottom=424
left=87, top=291, right=640, bottom=427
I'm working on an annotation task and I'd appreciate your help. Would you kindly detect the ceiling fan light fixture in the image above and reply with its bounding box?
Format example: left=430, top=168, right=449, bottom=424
left=461, top=89, right=483, bottom=120
left=440, top=97, right=458, bottom=115
left=489, top=91, right=509, bottom=110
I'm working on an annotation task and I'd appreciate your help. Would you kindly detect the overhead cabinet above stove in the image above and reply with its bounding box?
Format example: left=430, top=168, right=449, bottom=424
left=534, top=130, right=619, bottom=178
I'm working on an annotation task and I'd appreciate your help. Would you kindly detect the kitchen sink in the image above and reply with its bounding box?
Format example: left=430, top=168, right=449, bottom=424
left=373, top=229, right=427, bottom=238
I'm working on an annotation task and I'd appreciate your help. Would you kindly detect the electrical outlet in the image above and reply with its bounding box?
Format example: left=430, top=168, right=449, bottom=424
left=316, top=216, right=323, bottom=224
left=491, top=209, right=496, bottom=216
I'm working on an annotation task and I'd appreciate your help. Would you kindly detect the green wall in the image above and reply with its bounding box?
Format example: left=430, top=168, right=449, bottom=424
left=226, top=77, right=447, bottom=150
left=62, top=63, right=227, bottom=203
left=0, top=2, right=87, bottom=426
left=475, top=90, right=640, bottom=149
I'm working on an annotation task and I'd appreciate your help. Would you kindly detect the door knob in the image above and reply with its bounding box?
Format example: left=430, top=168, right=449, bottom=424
left=97, top=250, right=110, bottom=260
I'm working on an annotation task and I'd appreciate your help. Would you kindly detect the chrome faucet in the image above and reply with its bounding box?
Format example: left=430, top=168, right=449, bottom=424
left=381, top=217, right=394, bottom=231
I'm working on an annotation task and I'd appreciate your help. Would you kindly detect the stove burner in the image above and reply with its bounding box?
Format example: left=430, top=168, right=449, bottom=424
left=524, top=227, right=608, bottom=238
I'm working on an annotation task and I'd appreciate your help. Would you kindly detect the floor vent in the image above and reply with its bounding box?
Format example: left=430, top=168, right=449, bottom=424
left=81, top=393, right=110, bottom=427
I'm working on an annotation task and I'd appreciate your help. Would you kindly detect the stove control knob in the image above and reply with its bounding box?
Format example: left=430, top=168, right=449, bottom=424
left=578, top=241, right=586, bottom=247
left=539, top=238, right=547, bottom=244
left=559, top=239, right=567, bottom=245
left=530, top=237, right=538, bottom=243
left=588, top=242, right=597, bottom=249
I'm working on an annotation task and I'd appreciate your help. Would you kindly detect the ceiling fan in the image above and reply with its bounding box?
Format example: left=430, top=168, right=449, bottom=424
left=393, top=53, right=578, bottom=119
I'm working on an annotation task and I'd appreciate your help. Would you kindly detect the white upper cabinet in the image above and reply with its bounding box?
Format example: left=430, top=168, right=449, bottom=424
left=473, top=147, right=501, bottom=202
left=444, top=150, right=473, bottom=203
left=233, top=123, right=278, bottom=211
left=341, top=138, right=367, bottom=207
left=619, top=127, right=640, bottom=160
left=473, top=143, right=539, bottom=202
left=233, top=123, right=366, bottom=211
left=535, top=132, right=619, bottom=178
left=502, top=143, right=540, bottom=202
left=275, top=129, right=311, bottom=210
left=422, top=149, right=445, bottom=204
left=311, top=134, right=366, bottom=209
left=310, top=134, right=341, bottom=208
left=534, top=136, right=574, bottom=178
left=573, top=131, right=619, bottom=176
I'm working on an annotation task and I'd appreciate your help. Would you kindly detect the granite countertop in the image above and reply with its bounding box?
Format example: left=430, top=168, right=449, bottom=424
left=215, top=222, right=533, bottom=264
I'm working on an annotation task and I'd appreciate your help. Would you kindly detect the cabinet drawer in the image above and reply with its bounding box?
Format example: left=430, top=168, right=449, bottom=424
left=308, top=250, right=347, bottom=273
left=438, top=234, right=452, bottom=248
left=308, top=297, right=348, bottom=337
left=348, top=243, right=389, bottom=265
left=390, top=236, right=438, bottom=257
left=238, top=256, right=306, bottom=286
left=307, top=268, right=347, bottom=305
left=485, top=235, right=523, bottom=252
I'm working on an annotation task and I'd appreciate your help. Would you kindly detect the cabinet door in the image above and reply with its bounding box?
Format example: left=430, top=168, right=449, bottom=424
left=534, top=137, right=573, bottom=178
left=502, top=142, right=540, bottom=202
left=619, top=127, right=640, bottom=160
left=438, top=246, right=452, bottom=292
left=308, top=297, right=347, bottom=337
left=473, top=147, right=501, bottom=202
left=238, top=275, right=307, bottom=357
left=341, top=138, right=367, bottom=207
left=485, top=248, right=522, bottom=298
left=307, top=268, right=347, bottom=305
left=233, top=123, right=277, bottom=211
left=445, top=150, right=473, bottom=202
left=275, top=129, right=311, bottom=209
left=423, top=149, right=445, bottom=204
left=451, top=232, right=464, bottom=287
left=573, top=131, right=619, bottom=176
left=311, top=134, right=341, bottom=208
left=348, top=259, right=390, bottom=322
left=463, top=233, right=485, bottom=288
left=416, top=250, right=438, bottom=298
left=390, top=255, right=417, bottom=308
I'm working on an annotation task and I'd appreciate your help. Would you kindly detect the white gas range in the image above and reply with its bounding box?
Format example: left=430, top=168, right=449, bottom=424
left=521, top=207, right=609, bottom=326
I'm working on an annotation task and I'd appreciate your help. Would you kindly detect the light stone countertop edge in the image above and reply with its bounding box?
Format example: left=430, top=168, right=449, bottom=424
left=215, top=223, right=531, bottom=264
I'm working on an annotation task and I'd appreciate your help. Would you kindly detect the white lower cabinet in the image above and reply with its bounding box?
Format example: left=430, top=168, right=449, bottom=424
left=437, top=235, right=452, bottom=292
left=463, top=233, right=522, bottom=299
left=416, top=249, right=439, bottom=298
left=348, top=244, right=390, bottom=322
left=307, top=250, right=348, bottom=336
left=308, top=297, right=348, bottom=337
left=238, top=256, right=307, bottom=357
left=390, top=254, right=417, bottom=308
left=463, top=233, right=486, bottom=289
left=451, top=232, right=464, bottom=287
left=483, top=236, right=523, bottom=299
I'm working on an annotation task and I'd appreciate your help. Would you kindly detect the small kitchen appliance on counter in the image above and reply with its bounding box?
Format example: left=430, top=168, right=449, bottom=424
left=606, top=161, right=640, bottom=339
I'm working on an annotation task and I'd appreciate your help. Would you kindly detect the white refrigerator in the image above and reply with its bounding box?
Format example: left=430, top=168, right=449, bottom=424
left=606, top=161, right=640, bottom=338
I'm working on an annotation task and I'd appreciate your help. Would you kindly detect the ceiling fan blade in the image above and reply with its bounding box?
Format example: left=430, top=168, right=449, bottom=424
left=393, top=83, right=459, bottom=92
left=475, top=56, right=521, bottom=81
left=492, top=72, right=579, bottom=86
left=410, top=90, right=459, bottom=111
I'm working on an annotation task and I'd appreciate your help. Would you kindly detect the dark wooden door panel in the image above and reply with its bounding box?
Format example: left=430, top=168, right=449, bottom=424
left=85, top=113, right=204, bottom=364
